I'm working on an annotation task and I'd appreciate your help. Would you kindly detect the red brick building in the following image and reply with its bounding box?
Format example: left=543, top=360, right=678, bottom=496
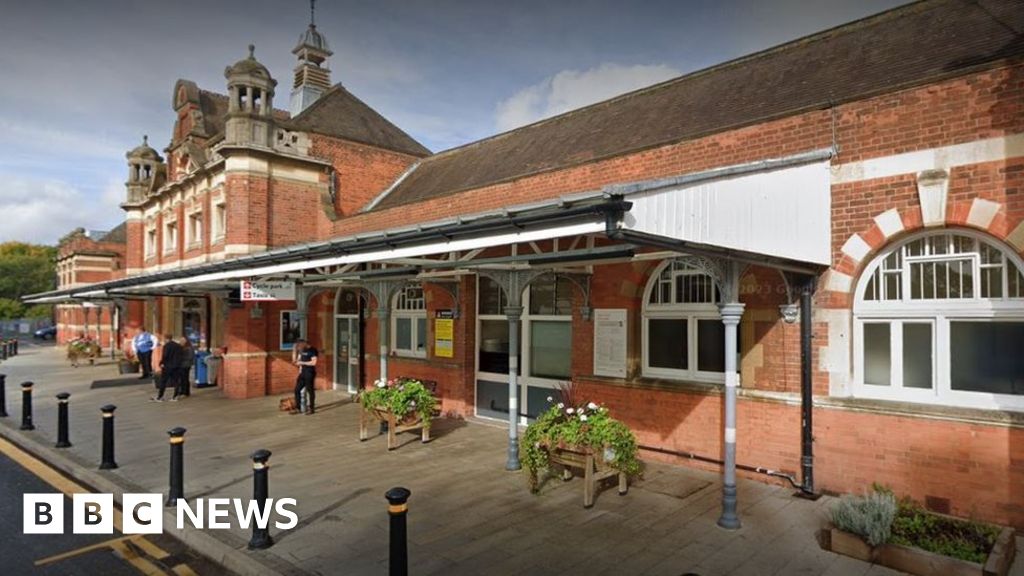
left=53, top=226, right=127, bottom=349
left=30, top=0, right=1024, bottom=529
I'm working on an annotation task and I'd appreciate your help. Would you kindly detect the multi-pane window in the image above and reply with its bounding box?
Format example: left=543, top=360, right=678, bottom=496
left=212, top=203, right=227, bottom=242
left=145, top=228, right=157, bottom=257
left=527, top=277, right=573, bottom=380
left=856, top=231, right=1024, bottom=409
left=187, top=211, right=203, bottom=248
left=643, top=260, right=726, bottom=381
left=392, top=283, right=427, bottom=357
left=164, top=221, right=177, bottom=254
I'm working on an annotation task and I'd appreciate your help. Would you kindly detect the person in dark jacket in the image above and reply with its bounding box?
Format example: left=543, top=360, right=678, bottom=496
left=152, top=334, right=183, bottom=402
left=292, top=339, right=318, bottom=415
left=177, top=337, right=195, bottom=398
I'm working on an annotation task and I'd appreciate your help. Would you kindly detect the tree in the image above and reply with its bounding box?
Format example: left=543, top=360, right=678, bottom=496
left=0, top=242, right=56, bottom=319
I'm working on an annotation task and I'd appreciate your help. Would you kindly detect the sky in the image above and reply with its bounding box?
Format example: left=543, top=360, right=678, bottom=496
left=0, top=0, right=905, bottom=245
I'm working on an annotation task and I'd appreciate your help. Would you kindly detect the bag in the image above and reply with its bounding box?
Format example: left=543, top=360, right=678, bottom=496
left=279, top=397, right=297, bottom=412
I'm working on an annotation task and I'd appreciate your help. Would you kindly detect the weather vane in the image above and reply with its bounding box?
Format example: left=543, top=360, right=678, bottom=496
left=311, top=0, right=316, bottom=27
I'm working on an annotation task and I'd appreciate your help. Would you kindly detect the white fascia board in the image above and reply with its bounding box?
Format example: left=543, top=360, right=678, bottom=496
left=138, top=221, right=606, bottom=289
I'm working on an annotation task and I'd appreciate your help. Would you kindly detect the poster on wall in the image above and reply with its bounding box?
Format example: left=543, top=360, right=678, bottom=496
left=434, top=310, right=454, bottom=358
left=280, top=310, right=304, bottom=351
left=593, top=308, right=627, bottom=378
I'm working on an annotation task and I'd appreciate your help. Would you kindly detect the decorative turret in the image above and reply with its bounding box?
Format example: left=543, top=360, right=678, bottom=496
left=290, top=0, right=333, bottom=116
left=124, top=135, right=163, bottom=205
left=224, top=45, right=278, bottom=146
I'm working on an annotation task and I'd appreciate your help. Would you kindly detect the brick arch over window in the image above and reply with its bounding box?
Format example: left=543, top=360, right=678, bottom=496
left=826, top=199, right=1023, bottom=298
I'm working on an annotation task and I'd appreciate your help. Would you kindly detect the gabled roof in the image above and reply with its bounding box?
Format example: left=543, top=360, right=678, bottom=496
left=98, top=222, right=127, bottom=244
left=371, top=0, right=1024, bottom=211
left=286, top=85, right=431, bottom=157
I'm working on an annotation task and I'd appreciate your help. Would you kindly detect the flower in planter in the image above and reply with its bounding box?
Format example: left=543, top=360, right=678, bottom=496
left=587, top=402, right=599, bottom=410
left=566, top=407, right=575, bottom=414
left=579, top=414, right=588, bottom=422
left=556, top=402, right=564, bottom=409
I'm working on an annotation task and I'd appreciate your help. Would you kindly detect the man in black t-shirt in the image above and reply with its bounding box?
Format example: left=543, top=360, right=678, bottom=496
left=293, top=339, right=318, bottom=415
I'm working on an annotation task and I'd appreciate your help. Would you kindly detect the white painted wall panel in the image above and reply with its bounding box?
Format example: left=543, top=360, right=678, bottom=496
left=623, top=160, right=831, bottom=265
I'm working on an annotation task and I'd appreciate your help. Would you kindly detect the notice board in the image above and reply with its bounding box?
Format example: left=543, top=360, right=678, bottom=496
left=593, top=309, right=627, bottom=378
left=434, top=310, right=454, bottom=358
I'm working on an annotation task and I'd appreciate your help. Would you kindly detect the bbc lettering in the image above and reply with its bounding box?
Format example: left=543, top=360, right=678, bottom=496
left=24, top=494, right=298, bottom=534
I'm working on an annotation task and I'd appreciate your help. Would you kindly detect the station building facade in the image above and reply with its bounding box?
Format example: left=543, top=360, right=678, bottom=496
left=33, top=0, right=1024, bottom=529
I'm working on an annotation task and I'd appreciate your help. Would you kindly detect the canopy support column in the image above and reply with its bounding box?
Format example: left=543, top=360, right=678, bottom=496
left=717, top=260, right=745, bottom=530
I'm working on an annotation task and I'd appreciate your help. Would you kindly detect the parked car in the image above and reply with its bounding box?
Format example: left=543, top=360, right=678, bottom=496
left=33, top=326, right=56, bottom=340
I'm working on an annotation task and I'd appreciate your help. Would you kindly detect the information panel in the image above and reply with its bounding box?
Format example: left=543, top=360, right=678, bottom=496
left=434, top=310, right=454, bottom=358
left=593, top=308, right=627, bottom=378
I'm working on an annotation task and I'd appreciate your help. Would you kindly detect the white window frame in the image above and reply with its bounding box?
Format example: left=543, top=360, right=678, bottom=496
left=854, top=229, right=1024, bottom=410
left=145, top=227, right=158, bottom=258
left=474, top=274, right=573, bottom=423
left=186, top=210, right=203, bottom=248
left=163, top=220, right=178, bottom=255
left=641, top=259, right=726, bottom=384
left=391, top=283, right=427, bottom=358
left=212, top=202, right=227, bottom=243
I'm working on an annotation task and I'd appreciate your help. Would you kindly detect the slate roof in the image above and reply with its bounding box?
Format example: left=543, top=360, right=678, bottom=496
left=285, top=85, right=431, bottom=157
left=371, top=0, right=1024, bottom=212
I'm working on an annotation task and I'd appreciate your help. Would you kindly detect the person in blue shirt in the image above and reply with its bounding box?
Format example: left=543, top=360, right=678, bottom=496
left=132, top=327, right=156, bottom=379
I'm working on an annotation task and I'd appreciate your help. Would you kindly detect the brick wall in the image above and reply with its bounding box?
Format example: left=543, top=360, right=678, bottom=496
left=310, top=134, right=420, bottom=218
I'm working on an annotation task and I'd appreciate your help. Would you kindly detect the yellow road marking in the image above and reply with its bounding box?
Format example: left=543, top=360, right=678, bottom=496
left=0, top=435, right=177, bottom=570
left=112, top=541, right=167, bottom=576
left=34, top=535, right=135, bottom=566
left=131, top=535, right=171, bottom=560
left=171, top=564, right=200, bottom=576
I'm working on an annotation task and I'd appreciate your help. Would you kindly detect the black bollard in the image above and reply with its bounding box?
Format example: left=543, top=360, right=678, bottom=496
left=247, top=449, right=273, bottom=550
left=99, top=405, right=118, bottom=469
left=11, top=339, right=17, bottom=356
left=0, top=341, right=7, bottom=360
left=20, top=382, right=34, bottom=430
left=55, top=393, right=71, bottom=448
left=0, top=373, right=7, bottom=417
left=166, top=427, right=186, bottom=507
left=386, top=487, right=411, bottom=576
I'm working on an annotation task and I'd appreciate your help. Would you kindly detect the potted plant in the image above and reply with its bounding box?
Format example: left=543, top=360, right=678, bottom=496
left=118, top=349, right=140, bottom=374
left=522, top=385, right=641, bottom=508
left=359, top=378, right=438, bottom=450
left=827, top=485, right=1016, bottom=576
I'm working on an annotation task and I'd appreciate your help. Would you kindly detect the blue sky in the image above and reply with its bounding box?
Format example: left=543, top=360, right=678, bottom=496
left=0, top=0, right=903, bottom=244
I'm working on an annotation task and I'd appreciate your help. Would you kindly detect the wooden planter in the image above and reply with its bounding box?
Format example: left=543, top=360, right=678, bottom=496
left=828, top=526, right=1017, bottom=576
left=118, top=360, right=139, bottom=374
left=531, top=444, right=628, bottom=508
left=358, top=400, right=430, bottom=450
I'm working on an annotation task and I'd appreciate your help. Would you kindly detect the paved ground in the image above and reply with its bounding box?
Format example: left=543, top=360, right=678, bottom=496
left=0, top=345, right=1017, bottom=575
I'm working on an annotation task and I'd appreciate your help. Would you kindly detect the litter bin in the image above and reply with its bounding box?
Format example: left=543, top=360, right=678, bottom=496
left=200, top=352, right=222, bottom=388
left=194, top=351, right=210, bottom=386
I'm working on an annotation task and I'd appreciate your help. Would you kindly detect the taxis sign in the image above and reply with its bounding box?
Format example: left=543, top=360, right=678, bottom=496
left=240, top=280, right=296, bottom=302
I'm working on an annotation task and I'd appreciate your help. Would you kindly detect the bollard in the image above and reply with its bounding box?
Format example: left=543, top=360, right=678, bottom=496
left=55, top=393, right=71, bottom=448
left=0, top=341, right=7, bottom=360
left=166, top=427, right=186, bottom=506
left=99, top=405, right=118, bottom=469
left=386, top=487, right=411, bottom=576
left=0, top=373, right=7, bottom=417
left=20, top=382, right=34, bottom=430
left=247, top=449, right=273, bottom=549
left=12, top=339, right=17, bottom=355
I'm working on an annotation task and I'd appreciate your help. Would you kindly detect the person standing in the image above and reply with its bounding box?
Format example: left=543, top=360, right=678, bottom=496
left=152, top=334, right=183, bottom=402
left=292, top=339, right=318, bottom=415
left=133, top=327, right=156, bottom=379
left=177, top=337, right=195, bottom=398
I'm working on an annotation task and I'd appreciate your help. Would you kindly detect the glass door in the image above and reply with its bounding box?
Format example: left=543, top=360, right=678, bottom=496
left=334, top=316, right=360, bottom=393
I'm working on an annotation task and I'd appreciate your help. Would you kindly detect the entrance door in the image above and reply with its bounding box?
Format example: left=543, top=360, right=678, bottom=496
left=334, top=315, right=360, bottom=393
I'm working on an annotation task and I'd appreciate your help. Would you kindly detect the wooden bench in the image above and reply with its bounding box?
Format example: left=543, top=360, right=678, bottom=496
left=358, top=378, right=439, bottom=450
left=536, top=444, right=628, bottom=508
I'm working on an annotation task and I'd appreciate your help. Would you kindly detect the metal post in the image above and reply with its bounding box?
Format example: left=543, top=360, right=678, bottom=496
left=20, top=382, right=34, bottom=430
left=800, top=278, right=816, bottom=495
left=100, top=404, right=118, bottom=469
left=717, top=302, right=745, bottom=530
left=386, top=487, right=411, bottom=576
left=1, top=341, right=7, bottom=360
left=0, top=373, right=7, bottom=417
left=505, top=306, right=523, bottom=471
left=13, top=338, right=18, bottom=355
left=247, top=449, right=273, bottom=549
left=166, top=427, right=186, bottom=506
left=378, top=305, right=390, bottom=382
left=56, top=393, right=71, bottom=448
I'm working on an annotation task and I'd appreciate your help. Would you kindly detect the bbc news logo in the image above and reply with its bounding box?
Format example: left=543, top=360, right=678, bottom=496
left=24, top=494, right=298, bottom=534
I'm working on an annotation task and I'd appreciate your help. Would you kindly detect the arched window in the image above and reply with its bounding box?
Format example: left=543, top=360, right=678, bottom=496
left=642, top=259, right=726, bottom=382
left=392, top=283, right=427, bottom=357
left=854, top=230, right=1024, bottom=409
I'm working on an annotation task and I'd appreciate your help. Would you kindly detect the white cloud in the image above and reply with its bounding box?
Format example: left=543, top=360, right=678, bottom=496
left=495, top=62, right=681, bottom=132
left=0, top=175, right=124, bottom=245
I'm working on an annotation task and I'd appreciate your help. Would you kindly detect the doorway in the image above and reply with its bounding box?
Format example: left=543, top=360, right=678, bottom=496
left=334, top=289, right=362, bottom=394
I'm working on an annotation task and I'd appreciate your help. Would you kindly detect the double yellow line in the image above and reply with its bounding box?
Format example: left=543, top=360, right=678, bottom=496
left=0, top=436, right=194, bottom=575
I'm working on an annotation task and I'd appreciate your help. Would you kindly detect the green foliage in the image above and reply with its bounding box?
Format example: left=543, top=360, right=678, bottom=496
left=361, top=378, right=437, bottom=428
left=890, top=500, right=1000, bottom=564
left=522, top=400, right=641, bottom=492
left=831, top=489, right=897, bottom=546
left=0, top=242, right=57, bottom=318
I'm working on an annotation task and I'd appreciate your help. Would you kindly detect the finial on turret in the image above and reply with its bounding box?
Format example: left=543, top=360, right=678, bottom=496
left=311, top=0, right=316, bottom=26
left=248, top=44, right=255, bottom=59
